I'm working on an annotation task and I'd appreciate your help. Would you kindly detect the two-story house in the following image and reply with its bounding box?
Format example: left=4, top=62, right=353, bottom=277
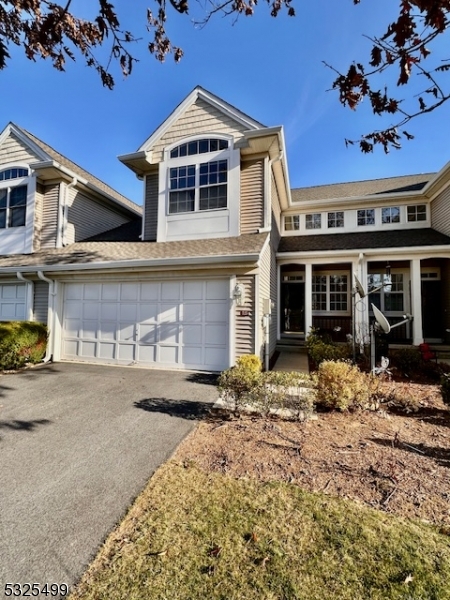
left=1, top=86, right=450, bottom=371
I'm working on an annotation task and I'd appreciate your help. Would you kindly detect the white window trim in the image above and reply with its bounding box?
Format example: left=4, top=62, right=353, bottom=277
left=312, top=270, right=351, bottom=316
left=0, top=163, right=35, bottom=254
left=157, top=133, right=240, bottom=242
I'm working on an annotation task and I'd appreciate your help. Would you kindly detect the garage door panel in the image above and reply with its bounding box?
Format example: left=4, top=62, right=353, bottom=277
left=159, top=323, right=179, bottom=343
left=139, top=303, right=158, bottom=322
left=138, top=324, right=157, bottom=344
left=81, top=321, right=97, bottom=339
left=159, top=345, right=178, bottom=363
left=62, top=280, right=230, bottom=371
left=121, top=283, right=139, bottom=301
left=206, top=302, right=228, bottom=322
left=118, top=323, right=135, bottom=342
left=120, top=304, right=138, bottom=321
left=160, top=304, right=178, bottom=322
left=182, top=346, right=202, bottom=365
left=0, top=284, right=26, bottom=321
left=140, top=283, right=159, bottom=301
left=183, top=281, right=203, bottom=300
left=101, top=284, right=119, bottom=301
left=206, top=280, right=229, bottom=300
left=84, top=284, right=101, bottom=301
left=161, top=282, right=180, bottom=300
left=183, top=303, right=202, bottom=323
left=98, top=342, right=115, bottom=360
left=137, top=345, right=156, bottom=362
left=205, top=324, right=228, bottom=345
left=83, top=303, right=99, bottom=320
left=183, top=324, right=202, bottom=345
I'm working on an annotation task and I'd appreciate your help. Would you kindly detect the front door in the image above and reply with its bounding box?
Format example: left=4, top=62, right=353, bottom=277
left=281, top=282, right=305, bottom=333
left=421, top=280, right=442, bottom=340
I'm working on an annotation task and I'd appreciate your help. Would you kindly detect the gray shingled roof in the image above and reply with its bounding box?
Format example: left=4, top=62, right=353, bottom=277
left=278, top=228, right=450, bottom=253
left=14, top=124, right=142, bottom=215
left=83, top=219, right=142, bottom=242
left=291, top=173, right=434, bottom=203
left=0, top=233, right=268, bottom=269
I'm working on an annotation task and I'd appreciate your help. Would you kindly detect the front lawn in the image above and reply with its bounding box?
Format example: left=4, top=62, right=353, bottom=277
left=70, top=460, right=450, bottom=600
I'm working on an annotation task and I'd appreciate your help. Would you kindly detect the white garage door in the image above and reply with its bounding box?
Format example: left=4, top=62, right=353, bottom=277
left=61, top=280, right=230, bottom=371
left=0, top=284, right=26, bottom=320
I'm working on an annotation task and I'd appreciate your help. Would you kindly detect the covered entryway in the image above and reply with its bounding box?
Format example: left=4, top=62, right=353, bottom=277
left=0, top=283, right=26, bottom=320
left=61, top=279, right=230, bottom=371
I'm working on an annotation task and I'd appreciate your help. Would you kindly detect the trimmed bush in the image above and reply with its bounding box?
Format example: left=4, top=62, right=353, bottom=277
left=306, top=328, right=350, bottom=369
left=314, top=360, right=370, bottom=411
left=0, top=321, right=48, bottom=370
left=388, top=347, right=423, bottom=379
left=218, top=355, right=262, bottom=413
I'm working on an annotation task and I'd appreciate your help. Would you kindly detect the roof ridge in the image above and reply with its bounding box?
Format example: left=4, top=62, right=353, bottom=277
left=12, top=123, right=141, bottom=215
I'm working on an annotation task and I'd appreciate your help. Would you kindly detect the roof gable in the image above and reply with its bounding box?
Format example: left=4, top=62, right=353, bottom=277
left=0, top=123, right=50, bottom=166
left=137, top=86, right=265, bottom=155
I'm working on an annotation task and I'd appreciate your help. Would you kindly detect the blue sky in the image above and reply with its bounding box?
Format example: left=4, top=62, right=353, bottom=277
left=2, top=0, right=449, bottom=204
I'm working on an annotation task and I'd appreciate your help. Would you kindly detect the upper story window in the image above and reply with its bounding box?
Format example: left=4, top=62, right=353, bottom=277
left=382, top=206, right=400, bottom=224
left=407, top=204, right=427, bottom=222
left=328, top=211, right=344, bottom=228
left=0, top=167, right=29, bottom=181
left=357, top=209, right=375, bottom=226
left=285, top=215, right=300, bottom=231
left=167, top=138, right=230, bottom=215
left=305, top=213, right=321, bottom=229
left=0, top=167, right=29, bottom=229
left=170, top=138, right=228, bottom=159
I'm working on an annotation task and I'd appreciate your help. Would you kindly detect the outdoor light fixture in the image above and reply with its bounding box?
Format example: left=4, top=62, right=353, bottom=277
left=233, top=283, right=246, bottom=306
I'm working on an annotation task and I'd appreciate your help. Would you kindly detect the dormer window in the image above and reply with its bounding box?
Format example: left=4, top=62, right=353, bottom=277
left=166, top=138, right=231, bottom=215
left=0, top=167, right=29, bottom=228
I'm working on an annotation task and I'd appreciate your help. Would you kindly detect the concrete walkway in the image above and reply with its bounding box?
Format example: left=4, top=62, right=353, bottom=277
left=272, top=351, right=309, bottom=374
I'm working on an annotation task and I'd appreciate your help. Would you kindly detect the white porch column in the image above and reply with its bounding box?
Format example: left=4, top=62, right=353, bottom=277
left=410, top=258, right=424, bottom=345
left=352, top=255, right=370, bottom=346
left=304, top=263, right=313, bottom=337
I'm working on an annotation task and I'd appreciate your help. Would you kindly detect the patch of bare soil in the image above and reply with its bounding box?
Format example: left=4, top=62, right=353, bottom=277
left=175, top=383, right=450, bottom=527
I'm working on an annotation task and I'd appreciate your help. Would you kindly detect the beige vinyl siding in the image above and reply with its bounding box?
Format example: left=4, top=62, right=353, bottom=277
left=152, top=98, right=247, bottom=162
left=235, top=275, right=255, bottom=359
left=66, top=188, right=130, bottom=243
left=240, top=158, right=264, bottom=234
left=33, top=280, right=49, bottom=324
left=271, top=172, right=282, bottom=248
left=40, top=183, right=60, bottom=249
left=431, top=186, right=450, bottom=236
left=258, top=241, right=278, bottom=361
left=143, top=172, right=158, bottom=241
left=0, top=132, right=40, bottom=166
left=33, top=183, right=44, bottom=252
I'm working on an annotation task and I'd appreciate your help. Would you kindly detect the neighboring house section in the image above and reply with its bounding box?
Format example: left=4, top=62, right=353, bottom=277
left=0, top=122, right=142, bottom=329
left=2, top=87, right=450, bottom=372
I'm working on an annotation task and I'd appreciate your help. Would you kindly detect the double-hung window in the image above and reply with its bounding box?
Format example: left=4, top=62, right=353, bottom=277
left=0, top=167, right=29, bottom=229
left=368, top=273, right=404, bottom=313
left=312, top=273, right=349, bottom=314
left=168, top=138, right=229, bottom=215
left=357, top=209, right=375, bottom=226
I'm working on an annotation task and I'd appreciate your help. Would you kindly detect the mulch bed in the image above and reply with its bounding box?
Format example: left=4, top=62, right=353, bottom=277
left=175, top=382, right=450, bottom=528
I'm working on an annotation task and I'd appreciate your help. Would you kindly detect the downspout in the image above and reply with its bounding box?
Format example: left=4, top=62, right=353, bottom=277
left=37, top=271, right=56, bottom=362
left=16, top=272, right=34, bottom=321
left=57, top=177, right=77, bottom=247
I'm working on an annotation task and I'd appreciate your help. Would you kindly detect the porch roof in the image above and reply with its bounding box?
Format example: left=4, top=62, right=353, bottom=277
left=278, top=228, right=450, bottom=253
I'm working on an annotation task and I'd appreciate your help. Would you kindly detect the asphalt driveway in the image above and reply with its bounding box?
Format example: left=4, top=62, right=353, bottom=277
left=0, top=362, right=218, bottom=596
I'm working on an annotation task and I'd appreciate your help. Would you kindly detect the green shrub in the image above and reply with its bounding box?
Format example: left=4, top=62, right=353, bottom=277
left=235, top=354, right=262, bottom=373
left=314, top=360, right=370, bottom=411
left=440, top=373, right=450, bottom=407
left=218, top=356, right=262, bottom=414
left=388, top=348, right=422, bottom=379
left=306, top=328, right=349, bottom=369
left=255, top=371, right=315, bottom=419
left=0, top=321, right=48, bottom=370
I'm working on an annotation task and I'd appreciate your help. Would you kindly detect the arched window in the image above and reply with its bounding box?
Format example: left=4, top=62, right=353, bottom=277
left=0, top=166, right=29, bottom=228
left=166, top=137, right=231, bottom=215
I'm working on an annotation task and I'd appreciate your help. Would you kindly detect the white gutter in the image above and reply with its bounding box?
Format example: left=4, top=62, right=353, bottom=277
left=37, top=271, right=56, bottom=363
left=277, top=244, right=450, bottom=260
left=0, top=252, right=262, bottom=275
left=16, top=272, right=34, bottom=321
